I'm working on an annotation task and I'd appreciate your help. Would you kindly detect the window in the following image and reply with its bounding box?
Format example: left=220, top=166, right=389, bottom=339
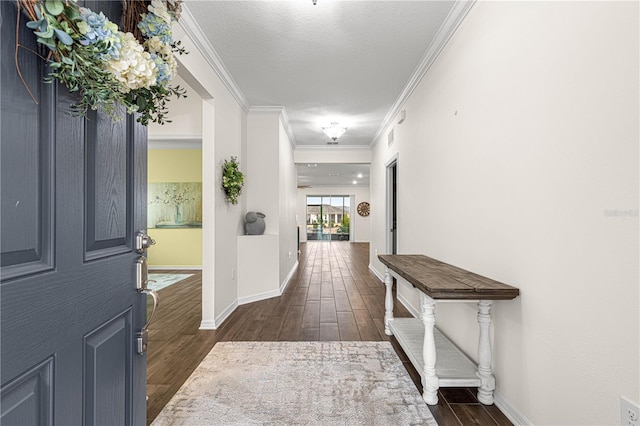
left=306, top=196, right=350, bottom=241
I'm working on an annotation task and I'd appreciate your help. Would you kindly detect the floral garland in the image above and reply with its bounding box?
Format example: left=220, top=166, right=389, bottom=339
left=222, top=157, right=244, bottom=205
left=17, top=0, right=186, bottom=125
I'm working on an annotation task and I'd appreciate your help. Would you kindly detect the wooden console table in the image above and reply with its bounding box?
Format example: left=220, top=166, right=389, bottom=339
left=378, top=254, right=519, bottom=406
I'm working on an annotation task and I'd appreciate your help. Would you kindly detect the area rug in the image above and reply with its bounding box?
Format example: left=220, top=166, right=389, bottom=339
left=151, top=341, right=436, bottom=426
left=147, top=273, right=193, bottom=292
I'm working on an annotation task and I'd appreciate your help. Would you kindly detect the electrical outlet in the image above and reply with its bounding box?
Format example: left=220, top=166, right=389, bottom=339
left=288, top=251, right=292, bottom=258
left=621, top=396, right=639, bottom=426
left=231, top=268, right=236, bottom=280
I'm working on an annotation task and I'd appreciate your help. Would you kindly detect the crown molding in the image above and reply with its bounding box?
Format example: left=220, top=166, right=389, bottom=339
left=178, top=5, right=251, bottom=113
left=248, top=106, right=284, bottom=116
left=249, top=106, right=297, bottom=149
left=279, top=107, right=297, bottom=151
left=370, top=0, right=476, bottom=148
left=148, top=135, right=202, bottom=150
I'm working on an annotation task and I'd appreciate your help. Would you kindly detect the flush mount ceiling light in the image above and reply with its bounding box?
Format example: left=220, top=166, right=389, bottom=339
left=322, top=122, right=347, bottom=142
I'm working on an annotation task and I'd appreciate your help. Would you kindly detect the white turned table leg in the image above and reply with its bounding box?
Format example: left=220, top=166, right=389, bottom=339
left=476, top=300, right=495, bottom=405
left=384, top=269, right=394, bottom=335
left=420, top=293, right=439, bottom=405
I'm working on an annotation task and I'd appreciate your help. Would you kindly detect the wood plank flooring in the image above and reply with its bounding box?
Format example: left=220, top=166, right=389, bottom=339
left=146, top=242, right=512, bottom=426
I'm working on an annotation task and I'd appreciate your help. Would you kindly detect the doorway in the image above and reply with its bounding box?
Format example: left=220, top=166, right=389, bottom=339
left=306, top=195, right=351, bottom=241
left=386, top=159, right=398, bottom=255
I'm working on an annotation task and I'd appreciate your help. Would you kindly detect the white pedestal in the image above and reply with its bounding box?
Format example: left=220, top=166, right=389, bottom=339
left=237, top=235, right=280, bottom=302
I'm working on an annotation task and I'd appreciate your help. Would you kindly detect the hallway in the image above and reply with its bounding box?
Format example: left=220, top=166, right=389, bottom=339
left=147, top=242, right=512, bottom=425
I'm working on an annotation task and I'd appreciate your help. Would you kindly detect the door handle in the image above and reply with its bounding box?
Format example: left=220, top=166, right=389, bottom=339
left=137, top=289, right=159, bottom=355
left=136, top=256, right=148, bottom=290
left=135, top=254, right=159, bottom=354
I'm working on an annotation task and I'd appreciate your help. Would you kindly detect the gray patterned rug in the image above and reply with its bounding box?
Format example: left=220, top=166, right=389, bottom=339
left=147, top=273, right=193, bottom=292
left=151, top=341, right=436, bottom=426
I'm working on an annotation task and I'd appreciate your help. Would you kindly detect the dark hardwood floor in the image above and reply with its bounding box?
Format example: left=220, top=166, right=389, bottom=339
left=147, top=242, right=512, bottom=425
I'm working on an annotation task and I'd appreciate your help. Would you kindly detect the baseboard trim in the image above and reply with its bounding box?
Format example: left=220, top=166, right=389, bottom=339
left=494, top=390, right=532, bottom=426
left=368, top=264, right=385, bottom=282
left=148, top=265, right=202, bottom=271
left=199, top=319, right=217, bottom=330
left=200, top=300, right=238, bottom=330
left=238, top=289, right=281, bottom=306
left=280, top=260, right=299, bottom=293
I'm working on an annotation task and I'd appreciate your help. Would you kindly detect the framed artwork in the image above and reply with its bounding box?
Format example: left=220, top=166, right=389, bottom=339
left=148, top=182, right=202, bottom=228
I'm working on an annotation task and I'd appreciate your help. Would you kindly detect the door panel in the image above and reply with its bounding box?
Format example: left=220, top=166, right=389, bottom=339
left=0, top=3, right=55, bottom=279
left=1, top=1, right=147, bottom=425
left=84, top=310, right=132, bottom=426
left=85, top=109, right=132, bottom=259
left=0, top=358, right=53, bottom=426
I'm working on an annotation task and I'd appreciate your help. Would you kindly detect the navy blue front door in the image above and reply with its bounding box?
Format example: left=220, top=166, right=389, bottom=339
left=1, top=1, right=147, bottom=424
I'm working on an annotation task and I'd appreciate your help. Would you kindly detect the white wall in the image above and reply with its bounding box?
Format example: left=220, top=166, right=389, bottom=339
left=245, top=112, right=298, bottom=290
left=297, top=186, right=371, bottom=243
left=279, top=121, right=298, bottom=284
left=246, top=115, right=280, bottom=234
left=148, top=74, right=202, bottom=139
left=212, top=92, right=245, bottom=325
left=369, top=2, right=639, bottom=425
left=172, top=23, right=246, bottom=328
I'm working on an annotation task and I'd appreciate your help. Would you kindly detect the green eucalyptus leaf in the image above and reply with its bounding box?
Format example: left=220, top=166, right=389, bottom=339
left=26, top=19, right=44, bottom=30
left=34, top=27, right=54, bottom=38
left=45, top=0, right=64, bottom=16
left=36, top=37, right=57, bottom=51
left=63, top=4, right=79, bottom=20
left=54, top=29, right=73, bottom=45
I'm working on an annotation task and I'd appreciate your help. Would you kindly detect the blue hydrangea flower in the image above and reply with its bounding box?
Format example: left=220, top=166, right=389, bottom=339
left=151, top=54, right=172, bottom=86
left=138, top=13, right=172, bottom=45
left=78, top=8, right=120, bottom=59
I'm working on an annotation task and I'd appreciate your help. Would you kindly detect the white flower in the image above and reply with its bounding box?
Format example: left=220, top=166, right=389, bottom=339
left=145, top=36, right=165, bottom=55
left=106, top=32, right=157, bottom=92
left=148, top=0, right=173, bottom=24
left=166, top=53, right=178, bottom=80
left=145, top=36, right=178, bottom=83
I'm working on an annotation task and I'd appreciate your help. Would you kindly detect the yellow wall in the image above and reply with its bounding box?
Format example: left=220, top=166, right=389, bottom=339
left=148, top=149, right=202, bottom=267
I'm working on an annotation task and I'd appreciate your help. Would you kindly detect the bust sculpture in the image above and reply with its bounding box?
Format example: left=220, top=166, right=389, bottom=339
left=245, top=211, right=266, bottom=235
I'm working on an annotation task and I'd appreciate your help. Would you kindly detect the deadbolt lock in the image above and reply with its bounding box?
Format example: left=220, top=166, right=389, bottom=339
left=136, top=230, right=156, bottom=253
left=136, top=329, right=149, bottom=355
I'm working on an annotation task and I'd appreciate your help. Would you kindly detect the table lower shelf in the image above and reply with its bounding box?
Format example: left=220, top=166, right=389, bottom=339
left=389, top=318, right=481, bottom=387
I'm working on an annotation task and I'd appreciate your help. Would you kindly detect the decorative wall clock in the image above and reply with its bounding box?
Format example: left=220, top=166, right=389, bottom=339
left=357, top=202, right=370, bottom=217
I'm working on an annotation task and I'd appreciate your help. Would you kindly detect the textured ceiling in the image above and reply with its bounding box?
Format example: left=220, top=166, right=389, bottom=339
left=185, top=0, right=456, bottom=147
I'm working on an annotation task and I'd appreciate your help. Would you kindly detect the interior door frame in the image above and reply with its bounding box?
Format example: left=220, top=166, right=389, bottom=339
left=349, top=195, right=356, bottom=242
left=385, top=155, right=399, bottom=255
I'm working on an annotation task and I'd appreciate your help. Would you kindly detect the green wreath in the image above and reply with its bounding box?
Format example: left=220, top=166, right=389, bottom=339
left=222, top=156, right=244, bottom=204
